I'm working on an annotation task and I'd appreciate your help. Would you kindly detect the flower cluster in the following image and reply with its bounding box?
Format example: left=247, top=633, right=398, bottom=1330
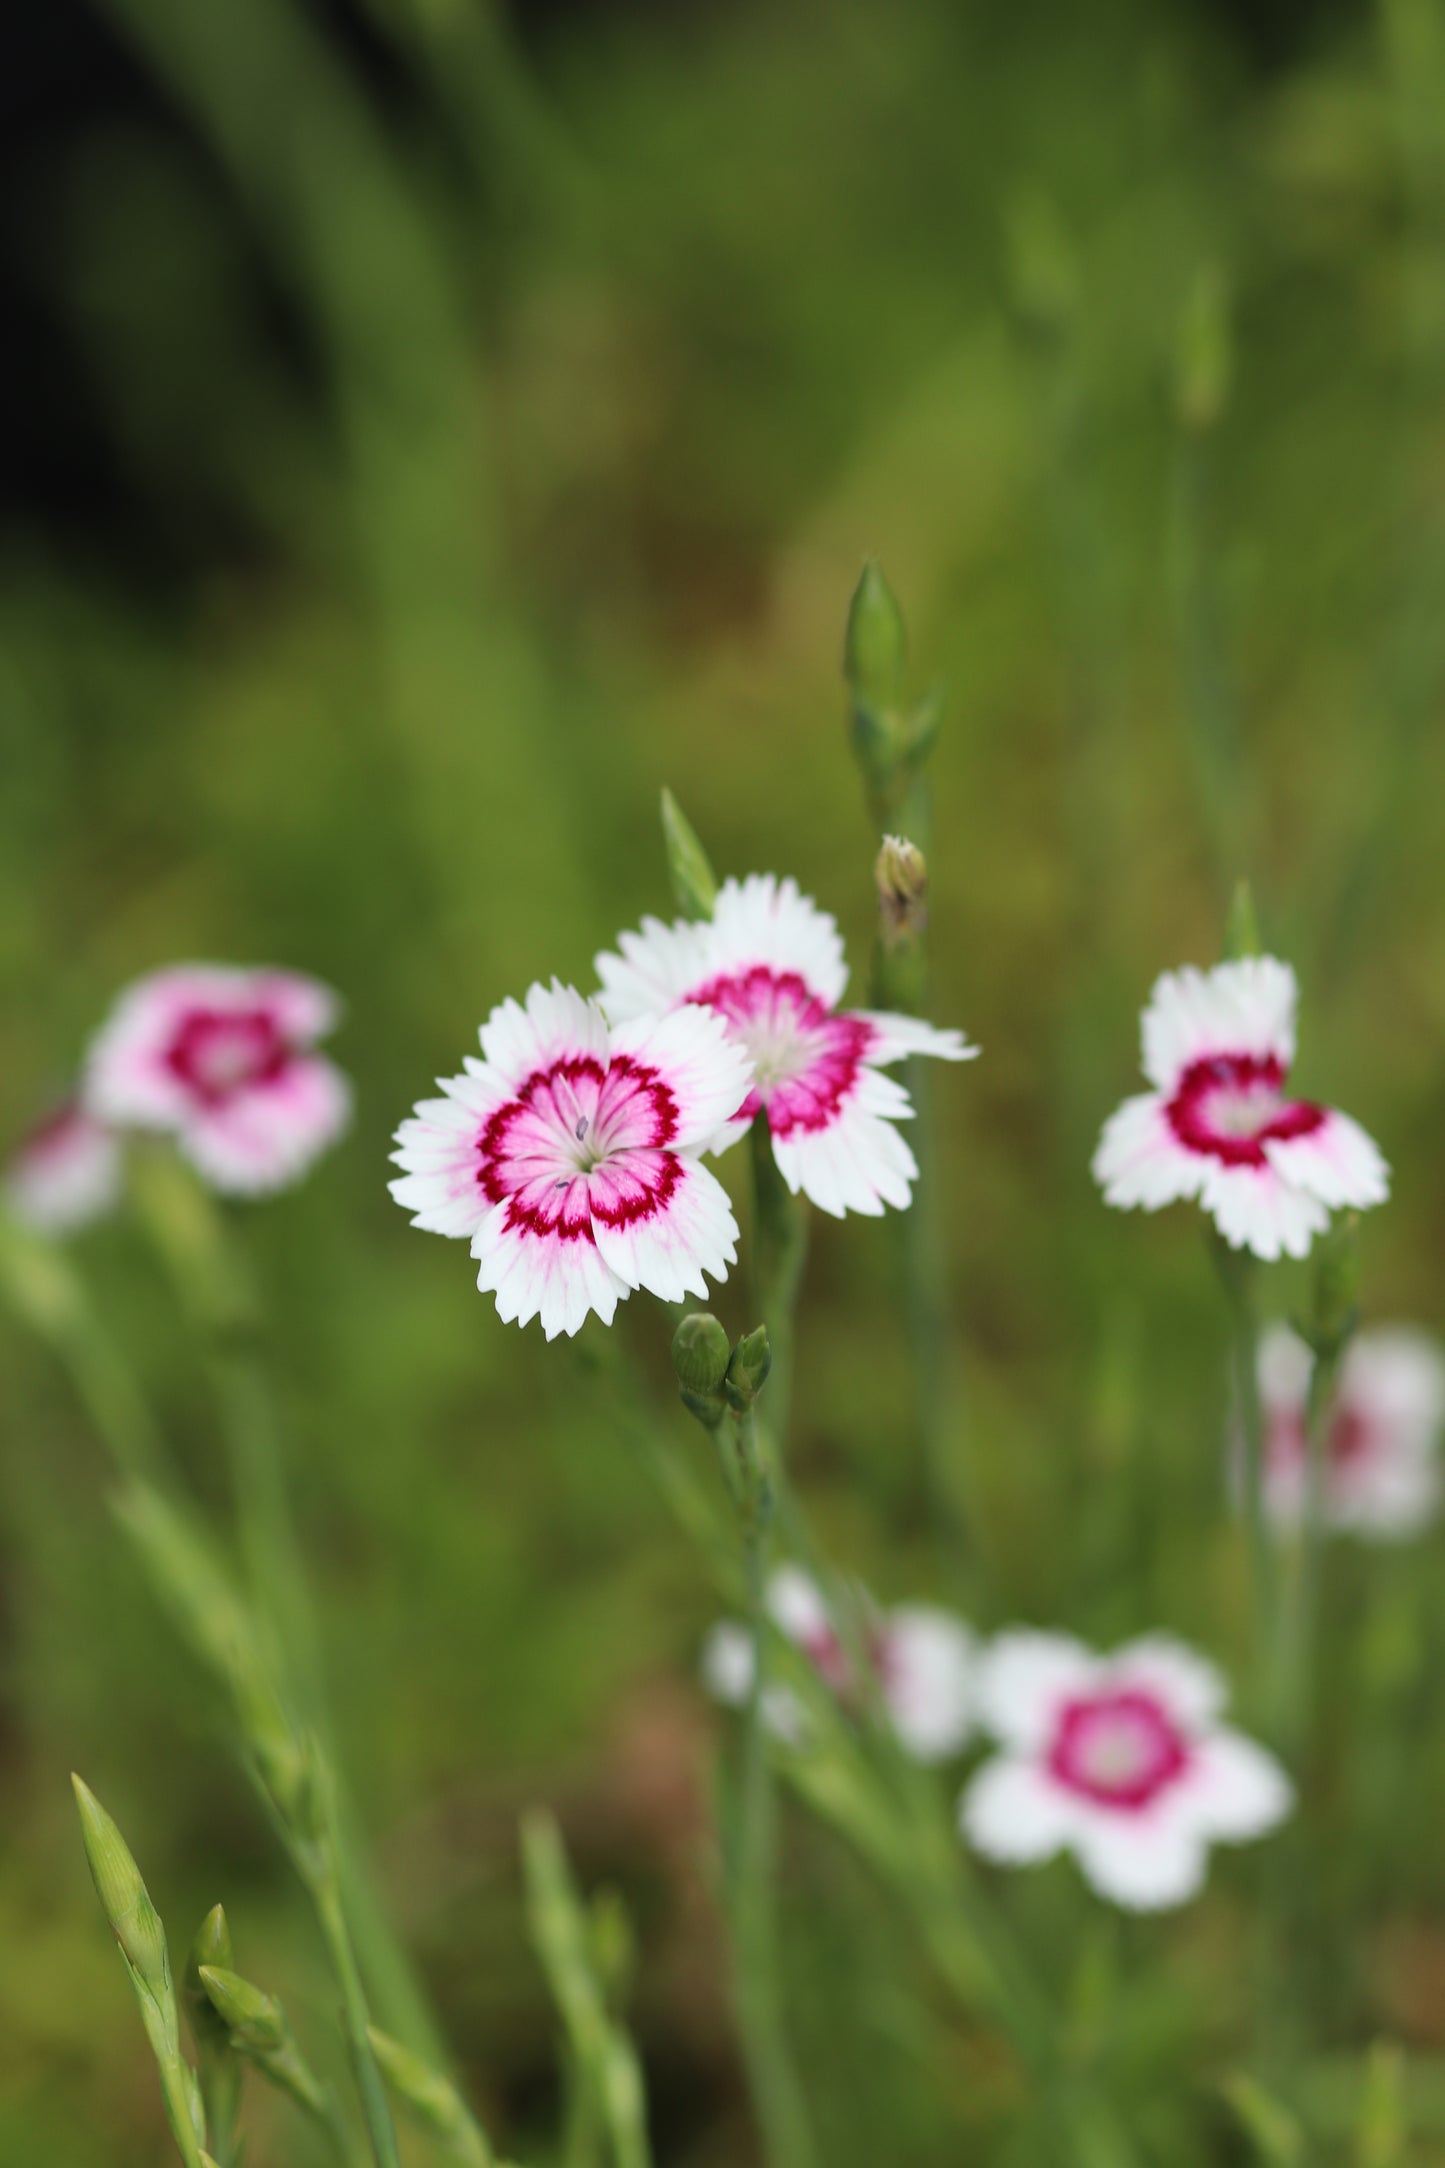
left=391, top=872, right=976, bottom=1336
left=5, top=965, right=352, bottom=1234
left=1249, top=1322, right=1445, bottom=1540
left=704, top=1585, right=1292, bottom=1912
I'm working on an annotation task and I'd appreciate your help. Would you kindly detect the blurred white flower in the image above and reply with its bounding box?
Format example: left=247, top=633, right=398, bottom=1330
left=86, top=965, right=351, bottom=1197
left=960, top=1630, right=1290, bottom=1912
left=1092, top=957, right=1388, bottom=1261
left=1252, top=1322, right=1445, bottom=1541
left=703, top=1564, right=976, bottom=1764
left=595, top=873, right=976, bottom=1220
left=4, top=1100, right=121, bottom=1235
left=391, top=980, right=751, bottom=1339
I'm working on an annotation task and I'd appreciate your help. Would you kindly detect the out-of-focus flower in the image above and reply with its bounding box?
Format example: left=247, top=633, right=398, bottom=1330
left=86, top=966, right=351, bottom=1197
left=1092, top=957, right=1388, bottom=1261
left=702, top=1565, right=975, bottom=1764
left=1252, top=1323, right=1445, bottom=1540
left=390, top=980, right=751, bottom=1341
left=595, top=874, right=976, bottom=1220
left=960, top=1631, right=1290, bottom=1912
left=4, top=1100, right=121, bottom=1234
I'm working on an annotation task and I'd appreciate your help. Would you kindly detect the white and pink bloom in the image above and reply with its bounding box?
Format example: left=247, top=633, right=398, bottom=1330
left=703, top=1565, right=976, bottom=1763
left=594, top=874, right=976, bottom=1220
left=4, top=1100, right=121, bottom=1235
left=960, top=1631, right=1290, bottom=1912
left=1252, top=1323, right=1445, bottom=1540
left=390, top=980, right=751, bottom=1340
left=86, top=966, right=351, bottom=1198
left=1092, top=956, right=1388, bottom=1261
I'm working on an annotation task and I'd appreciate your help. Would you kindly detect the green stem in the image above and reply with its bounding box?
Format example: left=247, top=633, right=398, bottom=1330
left=156, top=2048, right=208, bottom=2168
left=728, top=1409, right=816, bottom=2168
left=314, top=1875, right=404, bottom=2168
left=1213, top=1242, right=1274, bottom=1699
left=747, top=1122, right=809, bottom=1458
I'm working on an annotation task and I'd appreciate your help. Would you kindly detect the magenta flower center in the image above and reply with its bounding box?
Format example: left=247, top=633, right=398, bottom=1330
left=477, top=1054, right=682, bottom=1243
left=1047, top=1688, right=1191, bottom=1810
left=167, top=1008, right=291, bottom=1106
left=1268, top=1400, right=1373, bottom=1478
left=1164, top=1052, right=1325, bottom=1167
left=688, top=967, right=873, bottom=1138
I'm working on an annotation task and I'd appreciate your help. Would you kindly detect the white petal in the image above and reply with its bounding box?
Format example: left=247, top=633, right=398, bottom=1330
left=1258, top=1321, right=1313, bottom=1409
left=594, top=915, right=715, bottom=1025
left=1072, top=1807, right=1209, bottom=1912
left=1092, top=1093, right=1207, bottom=1211
left=959, top=1756, right=1081, bottom=1864
left=1198, top=1162, right=1329, bottom=1262
left=1140, top=957, right=1298, bottom=1093
left=589, top=1154, right=738, bottom=1304
left=709, top=874, right=849, bottom=1008
left=179, top=1058, right=352, bottom=1197
left=1178, top=1731, right=1292, bottom=1843
left=1105, top=1636, right=1227, bottom=1732
left=388, top=1072, right=511, bottom=1239
left=974, top=1630, right=1099, bottom=1750
left=768, top=1566, right=832, bottom=1644
left=1346, top=1329, right=1445, bottom=1438
left=850, top=1011, right=980, bottom=1066
left=477, top=981, right=609, bottom=1093
left=701, top=1622, right=754, bottom=1706
left=769, top=1069, right=920, bottom=1219
left=607, top=1003, right=755, bottom=1150
left=5, top=1107, right=121, bottom=1236
left=471, top=1201, right=626, bottom=1339
left=883, top=1606, right=976, bottom=1762
left=1265, top=1110, right=1390, bottom=1211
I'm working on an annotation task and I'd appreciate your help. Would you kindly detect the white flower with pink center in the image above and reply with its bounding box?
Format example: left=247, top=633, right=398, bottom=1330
left=390, top=981, right=752, bottom=1340
left=1252, top=1323, right=1445, bottom=1541
left=702, top=1565, right=976, bottom=1763
left=85, top=966, right=352, bottom=1197
left=961, top=1631, right=1291, bottom=1911
left=4, top=1100, right=122, bottom=1235
left=594, top=874, right=976, bottom=1219
left=1092, top=956, right=1388, bottom=1261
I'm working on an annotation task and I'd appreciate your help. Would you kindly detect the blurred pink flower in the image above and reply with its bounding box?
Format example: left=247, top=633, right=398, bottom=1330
left=1092, top=957, right=1387, bottom=1260
left=4, top=1100, right=121, bottom=1235
left=595, top=874, right=976, bottom=1220
left=703, top=1564, right=976, bottom=1764
left=1253, top=1323, right=1445, bottom=1541
left=961, top=1630, right=1290, bottom=1912
left=86, top=965, right=351, bottom=1196
left=390, top=980, right=750, bottom=1340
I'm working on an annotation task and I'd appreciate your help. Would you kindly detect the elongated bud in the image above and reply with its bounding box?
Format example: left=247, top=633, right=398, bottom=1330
left=671, top=1312, right=732, bottom=1429
left=724, top=1324, right=772, bottom=1412
left=875, top=836, right=928, bottom=949
left=1223, top=879, right=1261, bottom=961
left=183, top=1906, right=234, bottom=2053
left=368, top=2027, right=493, bottom=2162
left=845, top=561, right=906, bottom=714
left=660, top=789, right=718, bottom=920
left=199, top=1966, right=287, bottom=2056
left=72, top=1775, right=171, bottom=1992
left=1176, top=264, right=1232, bottom=433
left=1303, top=1213, right=1361, bottom=1361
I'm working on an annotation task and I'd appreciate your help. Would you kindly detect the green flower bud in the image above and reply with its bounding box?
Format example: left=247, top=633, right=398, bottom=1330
left=199, top=1966, right=287, bottom=2057
left=875, top=836, right=928, bottom=950
left=1223, top=879, right=1261, bottom=961
left=1303, top=1213, right=1361, bottom=1360
left=671, top=1313, right=731, bottom=1396
left=72, top=1775, right=171, bottom=1993
left=724, top=1324, right=772, bottom=1412
left=183, top=1906, right=234, bottom=2055
left=367, top=2026, right=493, bottom=2162
left=845, top=561, right=906, bottom=715
left=660, top=789, right=718, bottom=920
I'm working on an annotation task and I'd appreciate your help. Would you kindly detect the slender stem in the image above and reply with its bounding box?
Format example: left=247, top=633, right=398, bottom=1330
left=1213, top=1242, right=1274, bottom=1690
left=313, top=1874, right=404, bottom=2168
left=728, top=1409, right=815, bottom=2168
left=156, top=2048, right=208, bottom=2168
left=1280, top=1341, right=1345, bottom=1764
left=747, top=1122, right=809, bottom=1457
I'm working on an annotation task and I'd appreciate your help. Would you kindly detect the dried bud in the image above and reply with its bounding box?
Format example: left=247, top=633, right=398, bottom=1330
left=72, top=1775, right=171, bottom=1993
left=875, top=836, right=928, bottom=950
left=660, top=789, right=718, bottom=921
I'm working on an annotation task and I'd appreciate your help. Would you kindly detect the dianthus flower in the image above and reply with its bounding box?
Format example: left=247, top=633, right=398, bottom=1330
left=86, top=965, right=351, bottom=1197
left=1252, top=1323, right=1445, bottom=1540
left=390, top=981, right=752, bottom=1339
left=960, top=1631, right=1290, bottom=1911
left=703, top=1565, right=975, bottom=1763
left=594, top=874, right=976, bottom=1219
left=4, top=1100, right=121, bottom=1235
left=1092, top=957, right=1388, bottom=1260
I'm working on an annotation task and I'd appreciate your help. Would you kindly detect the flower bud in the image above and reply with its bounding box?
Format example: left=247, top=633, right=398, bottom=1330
left=660, top=789, right=718, bottom=920
left=1222, top=879, right=1260, bottom=961
left=1303, top=1213, right=1361, bottom=1360
left=183, top=1905, right=234, bottom=2054
left=72, top=1775, right=171, bottom=1993
left=199, top=1965, right=287, bottom=2056
left=724, top=1324, right=772, bottom=1412
left=875, top=836, right=928, bottom=950
left=845, top=561, right=907, bottom=715
left=672, top=1313, right=731, bottom=1396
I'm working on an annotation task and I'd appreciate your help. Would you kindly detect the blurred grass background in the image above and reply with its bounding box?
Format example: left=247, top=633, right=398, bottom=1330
left=5, top=0, right=1445, bottom=2159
